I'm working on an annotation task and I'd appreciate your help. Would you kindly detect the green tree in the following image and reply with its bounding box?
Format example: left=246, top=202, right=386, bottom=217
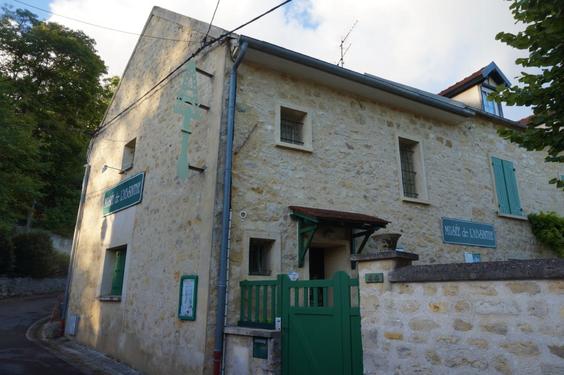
left=494, top=0, right=564, bottom=189
left=0, top=78, right=42, bottom=234
left=0, top=7, right=117, bottom=234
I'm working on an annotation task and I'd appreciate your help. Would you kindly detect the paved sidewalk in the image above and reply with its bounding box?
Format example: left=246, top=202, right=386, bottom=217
left=29, top=317, right=141, bottom=375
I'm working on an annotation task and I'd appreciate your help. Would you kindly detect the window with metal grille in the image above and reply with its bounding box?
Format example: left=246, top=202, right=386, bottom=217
left=249, top=238, right=273, bottom=276
left=399, top=140, right=418, bottom=198
left=280, top=107, right=306, bottom=145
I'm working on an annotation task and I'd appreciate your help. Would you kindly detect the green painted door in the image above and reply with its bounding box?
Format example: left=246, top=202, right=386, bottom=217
left=280, top=272, right=363, bottom=375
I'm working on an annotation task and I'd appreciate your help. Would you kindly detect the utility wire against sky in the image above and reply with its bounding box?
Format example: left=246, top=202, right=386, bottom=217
left=202, top=0, right=222, bottom=44
left=11, top=0, right=202, bottom=42
left=94, top=0, right=293, bottom=136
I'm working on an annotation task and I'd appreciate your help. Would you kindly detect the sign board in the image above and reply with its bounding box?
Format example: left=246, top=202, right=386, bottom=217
left=441, top=217, right=496, bottom=248
left=464, top=252, right=481, bottom=263
left=178, top=275, right=198, bottom=321
left=102, top=172, right=145, bottom=216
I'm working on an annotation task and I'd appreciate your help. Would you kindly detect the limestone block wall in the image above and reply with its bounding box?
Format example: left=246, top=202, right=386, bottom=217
left=357, top=255, right=564, bottom=375
left=226, top=60, right=562, bottom=326
left=67, top=8, right=231, bottom=375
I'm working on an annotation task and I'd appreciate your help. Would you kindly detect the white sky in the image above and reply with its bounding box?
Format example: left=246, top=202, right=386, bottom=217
left=45, top=0, right=530, bottom=120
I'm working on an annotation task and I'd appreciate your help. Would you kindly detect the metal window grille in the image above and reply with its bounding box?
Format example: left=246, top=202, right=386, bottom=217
left=280, top=107, right=305, bottom=145
left=280, top=119, right=304, bottom=145
left=249, top=239, right=271, bottom=276
left=399, top=142, right=418, bottom=198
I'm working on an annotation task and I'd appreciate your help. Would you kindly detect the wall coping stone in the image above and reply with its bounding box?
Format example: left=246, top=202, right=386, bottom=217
left=351, top=250, right=419, bottom=262
left=389, top=258, right=564, bottom=283
left=224, top=326, right=280, bottom=338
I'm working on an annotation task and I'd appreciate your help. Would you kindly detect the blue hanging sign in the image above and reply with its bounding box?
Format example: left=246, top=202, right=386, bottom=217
left=102, top=172, right=145, bottom=216
left=441, top=217, right=496, bottom=248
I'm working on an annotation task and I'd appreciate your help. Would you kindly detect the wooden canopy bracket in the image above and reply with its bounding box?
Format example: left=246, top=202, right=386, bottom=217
left=291, top=213, right=319, bottom=268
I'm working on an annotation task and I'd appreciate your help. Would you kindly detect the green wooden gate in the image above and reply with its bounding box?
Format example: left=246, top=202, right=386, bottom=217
left=280, top=272, right=363, bottom=375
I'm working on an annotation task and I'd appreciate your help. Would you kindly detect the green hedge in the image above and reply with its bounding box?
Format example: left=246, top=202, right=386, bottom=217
left=12, top=231, right=69, bottom=278
left=528, top=212, right=564, bottom=258
left=0, top=233, right=15, bottom=275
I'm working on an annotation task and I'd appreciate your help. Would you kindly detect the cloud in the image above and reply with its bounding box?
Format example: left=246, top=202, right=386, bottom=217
left=45, top=0, right=530, bottom=120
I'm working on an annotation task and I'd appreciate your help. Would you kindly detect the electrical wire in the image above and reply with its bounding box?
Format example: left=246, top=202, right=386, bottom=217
left=11, top=0, right=201, bottom=43
left=203, top=0, right=222, bottom=43
left=93, top=0, right=293, bottom=137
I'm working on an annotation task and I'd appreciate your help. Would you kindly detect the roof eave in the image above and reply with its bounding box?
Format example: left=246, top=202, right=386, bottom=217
left=239, top=35, right=474, bottom=119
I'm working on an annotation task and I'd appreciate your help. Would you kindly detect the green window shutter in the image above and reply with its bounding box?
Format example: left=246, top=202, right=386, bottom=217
left=492, top=157, right=510, bottom=214
left=111, top=250, right=126, bottom=296
left=502, top=160, right=523, bottom=216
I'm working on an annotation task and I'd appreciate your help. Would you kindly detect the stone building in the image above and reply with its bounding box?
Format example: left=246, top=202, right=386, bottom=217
left=64, top=7, right=563, bottom=375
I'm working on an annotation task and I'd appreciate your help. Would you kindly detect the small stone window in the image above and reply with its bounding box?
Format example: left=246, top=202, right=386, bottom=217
left=121, top=138, right=136, bottom=172
left=398, top=136, right=428, bottom=203
left=249, top=238, right=273, bottom=276
left=275, top=104, right=313, bottom=152
left=280, top=107, right=306, bottom=145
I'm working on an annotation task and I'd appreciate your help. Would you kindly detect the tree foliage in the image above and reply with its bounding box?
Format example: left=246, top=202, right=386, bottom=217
left=528, top=212, right=564, bottom=257
left=0, top=7, right=118, bottom=235
left=494, top=0, right=564, bottom=188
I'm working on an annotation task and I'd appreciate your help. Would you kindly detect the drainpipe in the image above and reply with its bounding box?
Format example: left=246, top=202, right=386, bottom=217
left=213, top=40, right=248, bottom=375
left=62, top=160, right=91, bottom=322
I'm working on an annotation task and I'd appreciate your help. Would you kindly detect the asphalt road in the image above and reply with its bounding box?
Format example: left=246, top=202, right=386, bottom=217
left=0, top=294, right=84, bottom=375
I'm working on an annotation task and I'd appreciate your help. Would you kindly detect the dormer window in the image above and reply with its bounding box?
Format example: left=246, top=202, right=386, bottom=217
left=481, top=86, right=502, bottom=116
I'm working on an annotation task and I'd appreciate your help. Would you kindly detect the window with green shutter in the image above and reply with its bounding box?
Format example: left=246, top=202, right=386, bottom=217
left=100, top=245, right=128, bottom=300
left=491, top=157, right=523, bottom=216
left=110, top=248, right=127, bottom=296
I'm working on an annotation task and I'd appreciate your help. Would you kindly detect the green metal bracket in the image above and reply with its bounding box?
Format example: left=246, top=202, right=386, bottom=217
left=291, top=213, right=318, bottom=268
left=350, top=228, right=375, bottom=270
left=352, top=229, right=376, bottom=255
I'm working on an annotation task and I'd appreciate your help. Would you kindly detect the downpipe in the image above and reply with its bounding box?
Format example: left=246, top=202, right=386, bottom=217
left=213, top=40, right=248, bottom=375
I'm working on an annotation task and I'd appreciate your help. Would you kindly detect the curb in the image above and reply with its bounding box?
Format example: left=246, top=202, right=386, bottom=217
left=26, top=317, right=141, bottom=375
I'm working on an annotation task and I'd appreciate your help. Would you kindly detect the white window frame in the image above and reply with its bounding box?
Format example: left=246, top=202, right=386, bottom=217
left=480, top=85, right=502, bottom=116
left=275, top=102, right=313, bottom=152
left=121, top=138, right=136, bottom=173
left=396, top=134, right=430, bottom=205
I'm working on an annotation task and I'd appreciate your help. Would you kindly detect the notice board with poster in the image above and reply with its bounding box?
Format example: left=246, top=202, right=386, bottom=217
left=178, top=275, right=198, bottom=320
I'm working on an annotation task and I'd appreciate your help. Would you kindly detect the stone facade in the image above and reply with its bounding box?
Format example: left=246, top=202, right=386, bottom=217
left=66, top=8, right=231, bottom=375
left=66, top=6, right=563, bottom=375
left=357, top=256, right=564, bottom=375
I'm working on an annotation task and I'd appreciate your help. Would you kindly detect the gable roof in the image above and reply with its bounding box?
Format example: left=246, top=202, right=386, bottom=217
left=438, top=62, right=511, bottom=98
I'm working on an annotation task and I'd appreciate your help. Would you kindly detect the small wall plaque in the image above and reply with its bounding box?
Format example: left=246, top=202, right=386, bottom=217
left=253, top=337, right=268, bottom=359
left=178, top=275, right=198, bottom=321
left=365, top=273, right=384, bottom=283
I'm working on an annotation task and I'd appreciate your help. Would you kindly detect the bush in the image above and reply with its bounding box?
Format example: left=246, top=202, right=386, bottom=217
left=51, top=252, right=70, bottom=276
left=528, top=212, right=564, bottom=257
left=0, top=233, right=15, bottom=275
left=12, top=231, right=56, bottom=278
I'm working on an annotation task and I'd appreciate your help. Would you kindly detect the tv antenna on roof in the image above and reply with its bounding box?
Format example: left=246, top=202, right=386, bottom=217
left=337, top=20, right=358, bottom=68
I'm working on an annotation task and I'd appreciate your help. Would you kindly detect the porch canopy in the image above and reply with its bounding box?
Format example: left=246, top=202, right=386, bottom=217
left=289, top=206, right=390, bottom=267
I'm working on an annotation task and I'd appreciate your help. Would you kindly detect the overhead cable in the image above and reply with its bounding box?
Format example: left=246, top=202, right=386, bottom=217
left=93, top=0, right=292, bottom=136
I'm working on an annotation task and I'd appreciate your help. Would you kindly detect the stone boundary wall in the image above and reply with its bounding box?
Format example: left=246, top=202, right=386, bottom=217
left=357, top=253, right=564, bottom=375
left=0, top=277, right=66, bottom=299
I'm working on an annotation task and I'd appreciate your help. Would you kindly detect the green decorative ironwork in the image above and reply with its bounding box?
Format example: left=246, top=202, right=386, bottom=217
left=174, top=61, right=202, bottom=180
